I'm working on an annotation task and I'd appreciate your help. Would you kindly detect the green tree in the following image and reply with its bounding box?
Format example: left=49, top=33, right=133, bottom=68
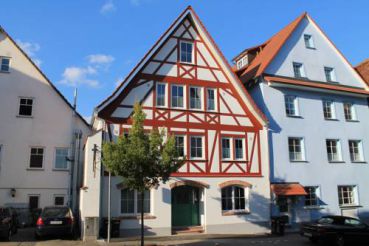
left=103, top=102, right=184, bottom=245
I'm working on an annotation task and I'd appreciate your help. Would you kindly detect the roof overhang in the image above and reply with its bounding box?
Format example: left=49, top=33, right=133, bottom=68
left=271, top=183, right=307, bottom=196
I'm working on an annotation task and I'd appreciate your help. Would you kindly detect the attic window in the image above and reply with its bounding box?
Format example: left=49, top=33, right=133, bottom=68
left=304, top=34, right=315, bottom=49
left=236, top=56, right=248, bottom=70
left=180, top=41, right=193, bottom=63
left=0, top=57, right=10, bottom=72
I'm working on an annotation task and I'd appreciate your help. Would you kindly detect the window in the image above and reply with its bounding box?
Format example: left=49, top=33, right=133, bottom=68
left=338, top=185, right=357, bottom=206
left=293, top=62, right=305, bottom=78
left=156, top=83, right=166, bottom=107
left=285, top=95, right=299, bottom=117
left=221, top=186, right=248, bottom=211
left=175, top=136, right=185, bottom=157
left=235, top=139, right=244, bottom=160
left=190, top=136, right=203, bottom=158
left=322, top=100, right=336, bottom=120
left=171, top=85, right=184, bottom=108
left=304, top=186, right=319, bottom=207
left=54, top=196, right=65, bottom=206
left=288, top=137, right=305, bottom=161
left=207, top=88, right=215, bottom=111
left=55, top=148, right=69, bottom=170
left=236, top=56, right=248, bottom=70
left=349, top=140, right=364, bottom=162
left=180, top=41, right=193, bottom=63
left=19, top=98, right=33, bottom=116
left=344, top=103, right=357, bottom=121
left=29, top=147, right=44, bottom=168
left=304, top=34, right=315, bottom=49
left=190, top=87, right=202, bottom=110
left=29, top=195, right=39, bottom=209
left=326, top=139, right=342, bottom=162
left=0, top=57, right=10, bottom=72
left=222, top=138, right=231, bottom=159
left=324, top=67, right=336, bottom=82
left=120, top=189, right=151, bottom=214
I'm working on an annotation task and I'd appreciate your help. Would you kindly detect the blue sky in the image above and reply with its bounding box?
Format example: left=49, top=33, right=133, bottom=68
left=1, top=0, right=368, bottom=121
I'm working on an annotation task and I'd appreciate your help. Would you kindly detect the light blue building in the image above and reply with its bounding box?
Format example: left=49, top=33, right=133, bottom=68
left=233, top=12, right=369, bottom=225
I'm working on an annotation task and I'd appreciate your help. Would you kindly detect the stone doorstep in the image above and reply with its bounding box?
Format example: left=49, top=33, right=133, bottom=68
left=109, top=232, right=271, bottom=242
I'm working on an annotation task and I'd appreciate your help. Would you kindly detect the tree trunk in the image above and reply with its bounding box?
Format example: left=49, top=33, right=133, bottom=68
left=141, top=191, right=144, bottom=246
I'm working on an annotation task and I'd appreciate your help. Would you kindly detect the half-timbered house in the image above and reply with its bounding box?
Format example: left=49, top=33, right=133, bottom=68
left=81, top=6, right=270, bottom=237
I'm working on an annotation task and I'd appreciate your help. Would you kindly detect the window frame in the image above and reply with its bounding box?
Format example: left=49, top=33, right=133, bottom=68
left=343, top=102, right=357, bottom=121
left=304, top=186, right=321, bottom=208
left=322, top=99, right=336, bottom=120
left=156, top=83, right=167, bottom=107
left=324, top=66, right=337, bottom=83
left=234, top=138, right=245, bottom=160
left=29, top=147, right=45, bottom=169
left=190, top=135, right=204, bottom=159
left=206, top=88, right=217, bottom=111
left=348, top=140, right=365, bottom=163
left=304, top=34, right=315, bottom=49
left=338, top=185, right=358, bottom=207
left=120, top=188, right=151, bottom=215
left=293, top=62, right=306, bottom=78
left=0, top=56, right=11, bottom=73
left=179, top=41, right=194, bottom=64
left=288, top=137, right=306, bottom=162
left=18, top=97, right=34, bottom=117
left=54, top=195, right=65, bottom=206
left=221, top=185, right=250, bottom=212
left=221, top=137, right=232, bottom=160
left=326, top=139, right=343, bottom=162
left=174, top=135, right=186, bottom=158
left=236, top=56, right=248, bottom=70
left=189, top=86, right=203, bottom=110
left=171, top=84, right=185, bottom=109
left=284, top=95, right=299, bottom=117
left=54, top=147, right=69, bottom=170
left=28, top=194, right=40, bottom=209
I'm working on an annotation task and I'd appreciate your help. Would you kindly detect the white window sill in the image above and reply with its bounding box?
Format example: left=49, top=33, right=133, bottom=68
left=179, top=61, right=194, bottom=65
left=346, top=119, right=359, bottom=123
left=328, top=161, right=345, bottom=164
left=222, top=210, right=250, bottom=216
left=304, top=205, right=325, bottom=210
left=16, top=115, right=33, bottom=118
left=351, top=161, right=367, bottom=164
left=27, top=168, right=44, bottom=171
left=286, top=115, right=303, bottom=119
left=0, top=70, right=10, bottom=73
left=339, top=205, right=362, bottom=209
left=290, top=160, right=308, bottom=163
left=324, top=118, right=339, bottom=121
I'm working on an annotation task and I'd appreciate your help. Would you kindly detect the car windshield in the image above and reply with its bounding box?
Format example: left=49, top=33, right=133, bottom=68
left=318, top=217, right=335, bottom=224
left=42, top=208, right=69, bottom=218
left=344, top=218, right=366, bottom=227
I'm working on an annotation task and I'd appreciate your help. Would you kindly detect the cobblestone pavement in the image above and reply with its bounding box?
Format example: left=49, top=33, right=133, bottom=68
left=0, top=228, right=320, bottom=246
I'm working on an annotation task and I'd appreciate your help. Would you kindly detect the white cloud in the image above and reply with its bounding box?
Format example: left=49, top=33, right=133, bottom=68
left=16, top=39, right=42, bottom=66
left=59, top=66, right=100, bottom=88
left=87, top=54, right=115, bottom=64
left=100, top=0, right=116, bottom=14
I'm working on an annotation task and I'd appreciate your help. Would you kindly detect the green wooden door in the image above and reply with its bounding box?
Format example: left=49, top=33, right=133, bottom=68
left=172, top=186, right=200, bottom=227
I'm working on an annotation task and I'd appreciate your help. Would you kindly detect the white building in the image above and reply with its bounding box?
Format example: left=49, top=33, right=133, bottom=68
left=0, top=26, right=91, bottom=214
left=233, top=13, right=369, bottom=225
left=81, top=6, right=270, bottom=238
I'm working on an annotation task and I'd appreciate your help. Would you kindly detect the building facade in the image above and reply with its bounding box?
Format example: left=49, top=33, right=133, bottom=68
left=0, top=26, right=91, bottom=214
left=82, top=6, right=271, bottom=237
left=233, top=13, right=369, bottom=225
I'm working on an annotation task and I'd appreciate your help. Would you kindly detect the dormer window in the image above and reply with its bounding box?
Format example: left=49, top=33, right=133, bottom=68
left=180, top=41, right=193, bottom=63
left=236, top=56, right=248, bottom=70
left=304, top=34, right=315, bottom=49
left=324, top=67, right=336, bottom=82
left=293, top=62, right=306, bottom=78
left=0, top=57, right=10, bottom=72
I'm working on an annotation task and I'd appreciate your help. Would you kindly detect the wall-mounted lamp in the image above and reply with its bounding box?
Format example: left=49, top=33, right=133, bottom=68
left=10, top=188, right=16, bottom=197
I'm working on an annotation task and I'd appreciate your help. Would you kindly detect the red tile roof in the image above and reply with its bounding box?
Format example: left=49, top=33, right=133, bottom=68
left=271, top=183, right=307, bottom=196
left=355, top=59, right=369, bottom=85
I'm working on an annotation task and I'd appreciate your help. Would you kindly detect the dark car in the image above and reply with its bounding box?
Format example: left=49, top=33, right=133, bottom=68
left=35, top=206, right=75, bottom=239
left=0, top=207, right=18, bottom=241
left=301, top=215, right=369, bottom=246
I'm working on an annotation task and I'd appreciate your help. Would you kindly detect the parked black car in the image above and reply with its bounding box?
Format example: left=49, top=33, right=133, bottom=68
left=35, top=206, right=75, bottom=239
left=0, top=207, right=18, bottom=241
left=301, top=215, right=369, bottom=245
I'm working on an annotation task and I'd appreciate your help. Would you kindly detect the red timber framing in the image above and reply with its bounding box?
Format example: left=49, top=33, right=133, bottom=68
left=97, top=6, right=265, bottom=177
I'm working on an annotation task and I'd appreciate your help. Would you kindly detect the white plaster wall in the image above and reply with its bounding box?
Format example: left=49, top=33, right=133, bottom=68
left=0, top=32, right=91, bottom=207
left=265, top=17, right=367, bottom=88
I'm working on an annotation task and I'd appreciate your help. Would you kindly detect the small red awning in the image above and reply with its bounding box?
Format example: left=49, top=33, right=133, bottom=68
left=271, top=183, right=307, bottom=196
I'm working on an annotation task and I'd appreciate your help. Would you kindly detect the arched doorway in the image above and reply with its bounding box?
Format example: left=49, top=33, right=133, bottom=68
left=171, top=185, right=200, bottom=227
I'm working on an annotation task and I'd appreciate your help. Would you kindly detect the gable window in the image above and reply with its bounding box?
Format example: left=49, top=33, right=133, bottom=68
left=293, top=62, right=305, bottom=78
left=322, top=100, right=336, bottom=120
left=338, top=185, right=358, bottom=207
left=190, top=136, right=203, bottom=159
left=344, top=103, right=357, bottom=121
left=349, top=140, right=364, bottom=162
left=29, top=195, right=40, bottom=209
left=156, top=83, right=166, bottom=107
left=235, top=139, right=244, bottom=160
left=288, top=137, right=305, bottom=161
left=19, top=98, right=33, bottom=117
left=54, top=195, right=65, bottom=206
left=0, top=57, right=10, bottom=72
left=175, top=135, right=185, bottom=157
left=304, top=186, right=320, bottom=207
left=236, top=56, right=248, bottom=70
left=29, top=147, right=44, bottom=169
left=324, top=67, right=336, bottom=82
left=304, top=34, right=315, bottom=49
left=121, top=189, right=151, bottom=214
left=190, top=87, right=202, bottom=110
left=55, top=148, right=69, bottom=170
left=180, top=41, right=193, bottom=63
left=206, top=88, right=216, bottom=111
left=221, top=186, right=249, bottom=211
left=222, top=138, right=231, bottom=159
left=285, top=95, right=299, bottom=117
left=326, top=139, right=342, bottom=162
left=171, top=85, right=184, bottom=108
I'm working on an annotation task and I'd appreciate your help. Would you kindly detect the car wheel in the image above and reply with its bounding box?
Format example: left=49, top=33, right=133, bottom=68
left=336, top=235, right=345, bottom=246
